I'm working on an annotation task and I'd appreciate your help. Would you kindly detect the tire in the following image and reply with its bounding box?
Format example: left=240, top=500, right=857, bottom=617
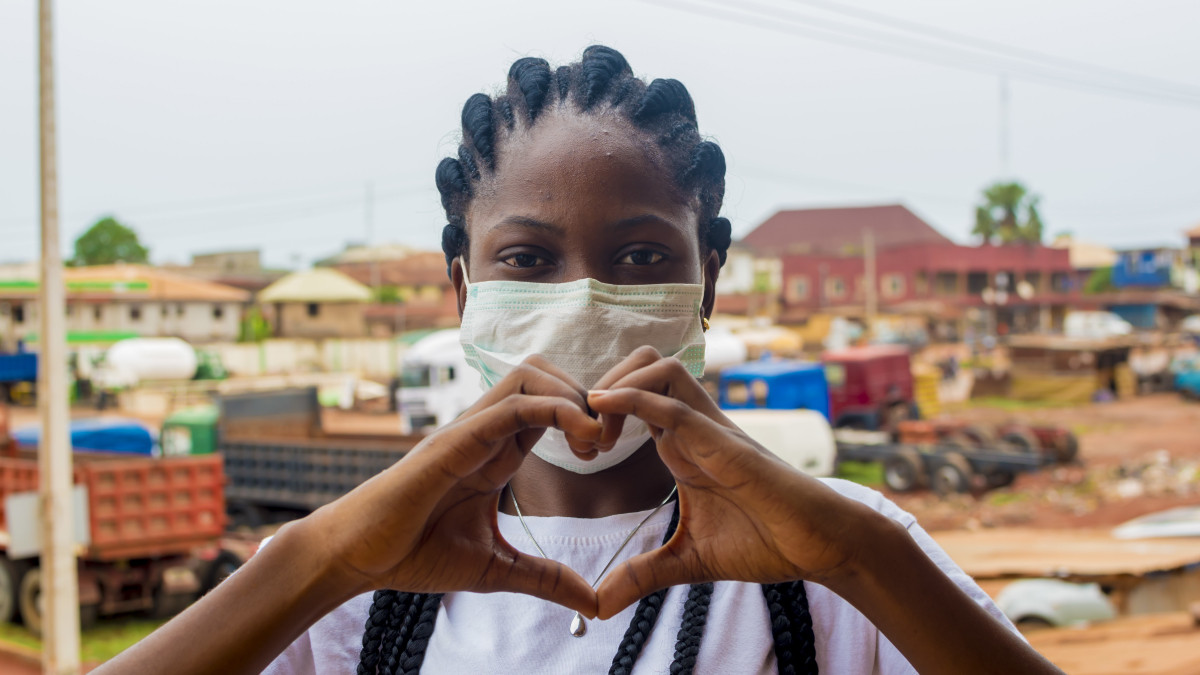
left=19, top=568, right=43, bottom=637
left=1057, top=433, right=1080, bottom=464
left=932, top=453, right=972, bottom=496
left=151, top=588, right=197, bottom=620
left=961, top=425, right=998, bottom=448
left=203, top=551, right=243, bottom=594
left=883, top=450, right=926, bottom=493
left=1002, top=429, right=1040, bottom=454
left=0, top=556, right=18, bottom=623
left=984, top=468, right=1016, bottom=489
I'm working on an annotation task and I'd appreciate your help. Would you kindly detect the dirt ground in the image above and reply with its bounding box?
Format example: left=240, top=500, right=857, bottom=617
left=890, top=393, right=1200, bottom=532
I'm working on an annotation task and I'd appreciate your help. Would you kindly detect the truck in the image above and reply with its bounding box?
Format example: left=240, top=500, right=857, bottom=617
left=0, top=351, right=37, bottom=404
left=821, top=345, right=917, bottom=431
left=0, top=431, right=227, bottom=632
left=395, top=329, right=482, bottom=434
left=159, top=388, right=422, bottom=525
left=717, top=356, right=1054, bottom=495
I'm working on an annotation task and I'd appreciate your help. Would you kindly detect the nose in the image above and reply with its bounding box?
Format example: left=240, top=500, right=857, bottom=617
left=557, top=253, right=613, bottom=285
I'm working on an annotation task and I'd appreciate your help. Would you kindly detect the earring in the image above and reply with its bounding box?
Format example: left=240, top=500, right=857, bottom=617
left=701, top=317, right=711, bottom=332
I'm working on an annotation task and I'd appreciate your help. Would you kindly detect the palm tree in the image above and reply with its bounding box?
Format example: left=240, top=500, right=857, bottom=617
left=973, top=182, right=1044, bottom=245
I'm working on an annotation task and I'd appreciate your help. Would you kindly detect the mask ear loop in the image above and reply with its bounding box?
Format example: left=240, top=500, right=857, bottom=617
left=459, top=256, right=470, bottom=286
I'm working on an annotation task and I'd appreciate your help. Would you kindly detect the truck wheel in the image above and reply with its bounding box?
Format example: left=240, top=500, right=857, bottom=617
left=204, top=551, right=243, bottom=594
left=0, top=557, right=19, bottom=623
left=151, top=588, right=198, bottom=620
left=1002, top=429, right=1040, bottom=454
left=19, top=568, right=43, bottom=636
left=932, top=453, right=972, bottom=496
left=1057, top=433, right=1080, bottom=464
left=883, top=450, right=926, bottom=493
left=962, top=425, right=998, bottom=448
left=984, top=468, right=1016, bottom=488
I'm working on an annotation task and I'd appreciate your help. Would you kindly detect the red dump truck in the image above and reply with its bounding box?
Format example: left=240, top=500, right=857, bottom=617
left=0, top=404, right=227, bottom=633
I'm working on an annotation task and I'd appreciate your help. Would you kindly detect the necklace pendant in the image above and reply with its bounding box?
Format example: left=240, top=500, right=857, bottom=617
left=569, top=611, right=587, bottom=637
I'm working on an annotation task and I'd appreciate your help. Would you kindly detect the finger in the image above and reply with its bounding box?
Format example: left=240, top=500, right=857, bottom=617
left=594, top=543, right=697, bottom=620
left=592, top=347, right=663, bottom=450
left=468, top=358, right=590, bottom=419
left=416, top=395, right=601, bottom=490
left=487, top=541, right=600, bottom=618
left=598, top=358, right=728, bottom=424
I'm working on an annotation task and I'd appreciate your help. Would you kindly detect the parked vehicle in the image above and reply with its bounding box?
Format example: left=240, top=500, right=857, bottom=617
left=0, top=453, right=227, bottom=633
left=994, top=579, right=1114, bottom=630
left=721, top=409, right=835, bottom=477
left=718, top=360, right=830, bottom=419
left=0, top=352, right=37, bottom=404
left=822, top=345, right=917, bottom=431
left=1177, top=359, right=1200, bottom=401
left=12, top=417, right=157, bottom=456
left=395, top=329, right=482, bottom=434
left=896, top=420, right=1079, bottom=464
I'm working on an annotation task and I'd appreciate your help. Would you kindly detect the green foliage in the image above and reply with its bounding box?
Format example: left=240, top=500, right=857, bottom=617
left=973, top=182, right=1045, bottom=245
left=374, top=285, right=401, bottom=304
left=72, top=217, right=149, bottom=266
left=1083, top=266, right=1115, bottom=294
left=835, top=460, right=884, bottom=487
left=239, top=305, right=272, bottom=342
left=0, top=616, right=167, bottom=664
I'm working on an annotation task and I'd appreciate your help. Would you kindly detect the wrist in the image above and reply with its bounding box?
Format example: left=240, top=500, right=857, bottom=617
left=814, top=505, right=915, bottom=600
left=269, top=515, right=373, bottom=610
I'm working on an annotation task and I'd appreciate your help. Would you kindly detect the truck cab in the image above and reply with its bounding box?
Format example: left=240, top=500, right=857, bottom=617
left=822, top=345, right=916, bottom=431
left=396, top=329, right=483, bottom=434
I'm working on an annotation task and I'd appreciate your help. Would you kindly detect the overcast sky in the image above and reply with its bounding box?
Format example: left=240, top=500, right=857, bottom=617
left=2, top=0, right=1198, bottom=269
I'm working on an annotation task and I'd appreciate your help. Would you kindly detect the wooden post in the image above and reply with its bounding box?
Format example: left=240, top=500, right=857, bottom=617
left=37, top=1, right=82, bottom=673
left=863, top=229, right=877, bottom=335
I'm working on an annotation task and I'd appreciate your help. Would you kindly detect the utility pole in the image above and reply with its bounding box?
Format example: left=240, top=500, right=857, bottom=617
left=365, top=181, right=380, bottom=295
left=998, top=74, right=1010, bottom=179
left=37, top=1, right=82, bottom=673
left=863, top=229, right=877, bottom=336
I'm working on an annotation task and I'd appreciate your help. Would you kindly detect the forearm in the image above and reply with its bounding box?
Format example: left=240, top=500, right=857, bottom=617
left=94, top=517, right=365, bottom=675
left=824, top=512, right=1064, bottom=675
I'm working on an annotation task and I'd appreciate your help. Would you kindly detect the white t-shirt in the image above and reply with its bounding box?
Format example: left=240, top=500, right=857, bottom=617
left=262, top=478, right=1015, bottom=675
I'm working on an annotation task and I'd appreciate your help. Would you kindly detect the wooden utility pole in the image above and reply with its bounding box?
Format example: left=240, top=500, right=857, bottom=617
left=37, top=1, right=82, bottom=673
left=863, top=229, right=877, bottom=335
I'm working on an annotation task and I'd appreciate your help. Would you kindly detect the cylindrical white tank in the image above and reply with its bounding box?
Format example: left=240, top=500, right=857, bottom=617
left=703, top=327, right=748, bottom=374
left=722, top=409, right=836, bottom=477
left=105, top=338, right=198, bottom=383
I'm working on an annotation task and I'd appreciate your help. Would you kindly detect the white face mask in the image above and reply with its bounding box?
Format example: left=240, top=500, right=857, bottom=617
left=458, top=265, right=706, bottom=474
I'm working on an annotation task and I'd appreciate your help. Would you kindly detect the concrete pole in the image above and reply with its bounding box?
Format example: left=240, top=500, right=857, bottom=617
left=863, top=229, right=877, bottom=335
left=37, top=1, right=82, bottom=673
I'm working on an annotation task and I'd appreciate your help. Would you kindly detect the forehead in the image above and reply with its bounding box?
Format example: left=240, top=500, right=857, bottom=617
left=465, top=107, right=692, bottom=229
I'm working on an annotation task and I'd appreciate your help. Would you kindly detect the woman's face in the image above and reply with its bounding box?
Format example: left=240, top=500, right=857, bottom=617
left=454, top=107, right=720, bottom=314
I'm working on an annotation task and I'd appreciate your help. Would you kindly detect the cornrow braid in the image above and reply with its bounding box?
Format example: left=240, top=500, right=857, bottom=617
left=435, top=46, right=733, bottom=278
left=669, top=582, right=714, bottom=675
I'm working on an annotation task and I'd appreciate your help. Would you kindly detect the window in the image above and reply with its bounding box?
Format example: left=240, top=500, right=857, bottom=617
left=1024, top=271, right=1042, bottom=293
left=881, top=274, right=906, bottom=299
left=915, top=270, right=929, bottom=296
left=825, top=277, right=846, bottom=300
left=176, top=304, right=185, bottom=316
left=213, top=304, right=224, bottom=319
left=13, top=304, right=25, bottom=324
left=1051, top=272, right=1071, bottom=293
left=93, top=305, right=102, bottom=320
left=967, top=271, right=989, bottom=295
left=129, top=305, right=142, bottom=321
left=786, top=275, right=810, bottom=302
left=162, top=305, right=169, bottom=318
left=307, top=303, right=320, bottom=317
left=934, top=271, right=958, bottom=296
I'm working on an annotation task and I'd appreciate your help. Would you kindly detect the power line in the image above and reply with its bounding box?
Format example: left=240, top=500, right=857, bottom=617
left=784, top=0, right=1200, bottom=100
left=639, top=0, right=1200, bottom=109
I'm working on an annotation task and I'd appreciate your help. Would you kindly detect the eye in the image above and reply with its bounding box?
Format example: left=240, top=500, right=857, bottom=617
left=618, top=250, right=664, bottom=266
left=502, top=253, right=550, bottom=268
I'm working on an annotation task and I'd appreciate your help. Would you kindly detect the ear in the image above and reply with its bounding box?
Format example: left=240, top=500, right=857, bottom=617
left=452, top=257, right=468, bottom=319
left=701, top=249, right=720, bottom=320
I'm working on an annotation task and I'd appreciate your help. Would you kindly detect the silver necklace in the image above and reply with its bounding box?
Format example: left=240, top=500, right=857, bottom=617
left=509, top=484, right=678, bottom=638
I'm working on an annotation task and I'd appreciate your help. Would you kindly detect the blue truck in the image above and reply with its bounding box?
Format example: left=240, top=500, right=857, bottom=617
left=717, top=358, right=1050, bottom=495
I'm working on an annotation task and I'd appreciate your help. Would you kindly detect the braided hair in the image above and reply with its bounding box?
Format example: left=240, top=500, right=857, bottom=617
left=356, top=498, right=817, bottom=674
left=435, top=45, right=734, bottom=279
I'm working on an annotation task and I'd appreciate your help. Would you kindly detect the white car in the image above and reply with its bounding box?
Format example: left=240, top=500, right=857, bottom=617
left=995, top=579, right=1115, bottom=630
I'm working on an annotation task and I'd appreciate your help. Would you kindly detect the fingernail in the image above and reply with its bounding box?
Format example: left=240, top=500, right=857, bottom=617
left=588, top=389, right=608, bottom=398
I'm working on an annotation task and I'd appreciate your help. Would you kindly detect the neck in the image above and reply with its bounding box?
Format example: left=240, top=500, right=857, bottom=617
left=500, top=439, right=675, bottom=518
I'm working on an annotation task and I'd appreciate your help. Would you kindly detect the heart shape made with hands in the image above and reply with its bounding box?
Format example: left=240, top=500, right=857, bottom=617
left=539, top=346, right=860, bottom=621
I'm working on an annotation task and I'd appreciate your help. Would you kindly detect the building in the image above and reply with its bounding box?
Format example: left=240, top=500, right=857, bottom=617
left=162, top=249, right=288, bottom=294
left=741, top=204, right=1077, bottom=336
left=258, top=268, right=372, bottom=338
left=713, top=242, right=782, bottom=318
left=319, top=245, right=461, bottom=334
left=0, top=263, right=250, bottom=349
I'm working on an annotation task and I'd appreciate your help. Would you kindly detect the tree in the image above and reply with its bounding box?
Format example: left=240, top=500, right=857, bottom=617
left=72, top=217, right=149, bottom=266
left=973, top=182, right=1045, bottom=245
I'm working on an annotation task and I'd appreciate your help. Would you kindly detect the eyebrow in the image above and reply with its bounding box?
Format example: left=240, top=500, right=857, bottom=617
left=490, top=216, right=565, bottom=235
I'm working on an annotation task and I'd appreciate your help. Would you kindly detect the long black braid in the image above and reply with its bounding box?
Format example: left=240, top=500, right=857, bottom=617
left=435, top=45, right=734, bottom=278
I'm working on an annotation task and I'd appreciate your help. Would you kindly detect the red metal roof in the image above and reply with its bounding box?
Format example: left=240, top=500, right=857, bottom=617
left=742, top=204, right=952, bottom=255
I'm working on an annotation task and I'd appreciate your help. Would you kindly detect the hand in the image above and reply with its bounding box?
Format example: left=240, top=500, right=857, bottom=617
left=586, top=347, right=882, bottom=618
left=300, top=356, right=603, bottom=617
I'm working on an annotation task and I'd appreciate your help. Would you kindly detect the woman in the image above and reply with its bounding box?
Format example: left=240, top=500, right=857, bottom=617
left=100, top=47, right=1063, bottom=675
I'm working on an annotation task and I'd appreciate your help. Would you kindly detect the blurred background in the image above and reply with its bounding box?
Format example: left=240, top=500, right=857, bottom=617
left=2, top=1, right=1200, bottom=672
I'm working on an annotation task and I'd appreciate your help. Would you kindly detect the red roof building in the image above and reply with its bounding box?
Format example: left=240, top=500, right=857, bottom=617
left=743, top=204, right=952, bottom=256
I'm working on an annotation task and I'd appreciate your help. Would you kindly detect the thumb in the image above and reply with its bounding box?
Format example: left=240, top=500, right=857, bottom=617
left=488, top=541, right=599, bottom=619
left=594, top=543, right=697, bottom=620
